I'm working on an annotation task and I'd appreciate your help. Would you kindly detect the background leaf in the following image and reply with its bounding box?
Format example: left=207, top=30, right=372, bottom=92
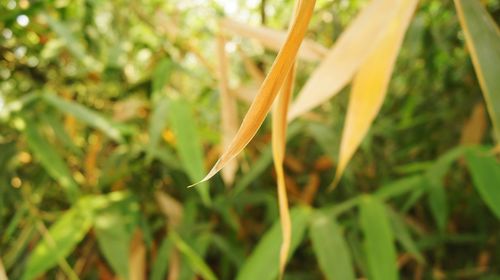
left=465, top=148, right=500, bottom=219
left=310, top=211, right=355, bottom=280
left=43, top=94, right=124, bottom=142
left=22, top=202, right=93, bottom=280
left=24, top=122, right=79, bottom=202
left=94, top=196, right=139, bottom=280
left=168, top=98, right=211, bottom=205
left=454, top=0, right=500, bottom=140
left=236, top=206, right=311, bottom=280
left=360, top=195, right=398, bottom=280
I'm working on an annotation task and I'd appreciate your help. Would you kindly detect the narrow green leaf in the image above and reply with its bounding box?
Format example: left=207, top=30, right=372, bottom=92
left=237, top=206, right=311, bottom=280
left=24, top=122, right=80, bottom=202
left=42, top=113, right=82, bottom=156
left=454, top=0, right=500, bottom=140
left=387, top=209, right=425, bottom=264
left=147, top=97, right=170, bottom=162
left=94, top=197, right=139, bottom=280
left=168, top=98, right=210, bottom=205
left=22, top=192, right=128, bottom=280
left=43, top=94, right=124, bottom=142
left=425, top=147, right=467, bottom=232
left=465, top=148, right=500, bottom=219
left=360, top=195, right=398, bottom=280
left=169, top=231, right=217, bottom=280
left=310, top=211, right=355, bottom=280
left=151, top=238, right=173, bottom=280
left=152, top=58, right=174, bottom=101
left=22, top=204, right=93, bottom=280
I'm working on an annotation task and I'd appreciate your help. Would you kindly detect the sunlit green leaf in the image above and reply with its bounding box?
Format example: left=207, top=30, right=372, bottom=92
left=22, top=204, right=92, bottom=280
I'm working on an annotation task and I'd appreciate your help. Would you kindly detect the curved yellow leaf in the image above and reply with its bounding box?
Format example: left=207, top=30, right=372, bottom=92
left=272, top=64, right=296, bottom=278
left=288, top=0, right=400, bottom=121
left=190, top=0, right=316, bottom=187
left=332, top=0, right=419, bottom=188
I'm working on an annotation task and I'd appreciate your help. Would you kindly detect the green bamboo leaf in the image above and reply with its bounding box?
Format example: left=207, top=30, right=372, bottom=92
left=94, top=197, right=139, bottom=280
left=24, top=122, right=80, bottom=202
left=168, top=98, right=210, bottom=205
left=387, top=209, right=424, bottom=264
left=43, top=94, right=124, bottom=142
left=147, top=96, right=170, bottom=162
left=425, top=147, right=467, bottom=232
left=22, top=203, right=93, bottom=280
left=454, top=0, right=500, bottom=140
left=151, top=238, right=173, bottom=280
left=22, top=192, right=128, bottom=280
left=42, top=113, right=82, bottom=156
left=169, top=231, right=217, bottom=280
left=237, top=206, right=311, bottom=280
left=465, top=148, right=500, bottom=219
left=310, top=211, right=355, bottom=280
left=360, top=195, right=398, bottom=280
left=152, top=58, right=174, bottom=101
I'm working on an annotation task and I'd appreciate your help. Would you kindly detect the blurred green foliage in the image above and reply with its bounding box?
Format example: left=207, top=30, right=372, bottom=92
left=1, top=0, right=500, bottom=279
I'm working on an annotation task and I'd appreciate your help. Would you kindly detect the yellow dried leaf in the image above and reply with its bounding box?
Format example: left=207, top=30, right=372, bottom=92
left=272, top=64, right=295, bottom=277
left=460, top=103, right=487, bottom=145
left=221, top=17, right=326, bottom=62
left=288, top=0, right=400, bottom=121
left=190, top=0, right=316, bottom=187
left=217, top=31, right=239, bottom=186
left=129, top=230, right=146, bottom=280
left=332, top=0, right=419, bottom=188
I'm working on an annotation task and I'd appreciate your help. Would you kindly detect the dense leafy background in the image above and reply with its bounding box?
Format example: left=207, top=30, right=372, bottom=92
left=1, top=0, right=499, bottom=279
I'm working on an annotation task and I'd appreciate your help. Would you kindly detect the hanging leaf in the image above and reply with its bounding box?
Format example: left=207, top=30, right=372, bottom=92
left=191, top=0, right=316, bottom=187
left=272, top=60, right=296, bottom=277
left=288, top=0, right=401, bottom=120
left=454, top=0, right=500, bottom=141
left=360, top=195, right=398, bottom=280
left=332, top=0, right=419, bottom=187
left=310, top=211, right=356, bottom=280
